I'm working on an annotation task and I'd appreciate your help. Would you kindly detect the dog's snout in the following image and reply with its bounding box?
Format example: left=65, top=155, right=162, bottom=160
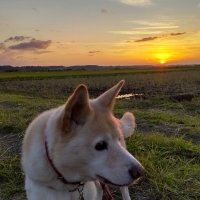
left=128, top=164, right=144, bottom=180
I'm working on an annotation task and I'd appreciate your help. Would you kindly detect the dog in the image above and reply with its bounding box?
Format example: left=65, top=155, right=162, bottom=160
left=21, top=80, right=144, bottom=200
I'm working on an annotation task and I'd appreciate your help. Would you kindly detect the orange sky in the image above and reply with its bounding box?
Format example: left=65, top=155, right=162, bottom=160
left=0, top=0, right=200, bottom=66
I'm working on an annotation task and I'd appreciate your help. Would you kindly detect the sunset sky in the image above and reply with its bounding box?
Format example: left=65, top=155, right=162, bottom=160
left=0, top=0, right=200, bottom=66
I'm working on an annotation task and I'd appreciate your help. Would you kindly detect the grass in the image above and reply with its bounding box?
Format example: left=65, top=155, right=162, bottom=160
left=1, top=69, right=200, bottom=100
left=0, top=151, right=24, bottom=200
left=0, top=68, right=200, bottom=199
left=0, top=66, right=200, bottom=81
left=127, top=133, right=200, bottom=199
left=0, top=92, right=66, bottom=134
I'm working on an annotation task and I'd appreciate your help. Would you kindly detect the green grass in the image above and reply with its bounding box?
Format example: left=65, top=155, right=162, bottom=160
left=0, top=70, right=200, bottom=199
left=1, top=69, right=200, bottom=101
left=1, top=66, right=200, bottom=81
left=0, top=151, right=24, bottom=200
left=0, top=69, right=157, bottom=81
left=115, top=97, right=200, bottom=145
left=0, top=92, right=66, bottom=134
left=126, top=133, right=200, bottom=199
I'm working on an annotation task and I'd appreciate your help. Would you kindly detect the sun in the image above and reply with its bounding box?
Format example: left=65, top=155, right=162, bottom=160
left=160, top=60, right=165, bottom=64
left=154, top=52, right=170, bottom=65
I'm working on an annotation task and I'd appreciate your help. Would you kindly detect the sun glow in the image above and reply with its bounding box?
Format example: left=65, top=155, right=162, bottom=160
left=154, top=52, right=171, bottom=65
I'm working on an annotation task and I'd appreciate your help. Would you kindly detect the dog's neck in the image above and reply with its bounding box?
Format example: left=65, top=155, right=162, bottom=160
left=45, top=140, right=114, bottom=200
left=45, top=140, right=81, bottom=186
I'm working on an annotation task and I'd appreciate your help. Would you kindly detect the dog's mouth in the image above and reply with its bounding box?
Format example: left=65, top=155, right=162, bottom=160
left=96, top=175, right=132, bottom=187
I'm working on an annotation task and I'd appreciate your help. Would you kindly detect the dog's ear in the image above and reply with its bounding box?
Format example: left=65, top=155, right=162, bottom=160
left=61, top=84, right=91, bottom=133
left=120, top=112, right=136, bottom=138
left=97, top=80, right=125, bottom=110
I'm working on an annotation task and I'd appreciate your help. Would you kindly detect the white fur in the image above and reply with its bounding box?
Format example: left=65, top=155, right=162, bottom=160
left=21, top=80, right=144, bottom=200
left=121, top=112, right=136, bottom=138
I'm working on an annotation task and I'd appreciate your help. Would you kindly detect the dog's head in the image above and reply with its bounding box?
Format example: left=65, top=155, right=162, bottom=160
left=48, top=80, right=144, bottom=186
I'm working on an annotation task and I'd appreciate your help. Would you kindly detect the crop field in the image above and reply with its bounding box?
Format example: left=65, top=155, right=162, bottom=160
left=0, top=67, right=200, bottom=200
left=0, top=66, right=200, bottom=81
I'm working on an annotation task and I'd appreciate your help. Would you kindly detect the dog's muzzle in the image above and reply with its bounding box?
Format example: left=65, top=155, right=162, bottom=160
left=128, top=164, right=145, bottom=181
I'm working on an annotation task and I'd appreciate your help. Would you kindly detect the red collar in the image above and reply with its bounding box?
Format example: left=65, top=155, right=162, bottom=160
left=45, top=140, right=80, bottom=185
left=100, top=182, right=115, bottom=200
left=45, top=140, right=114, bottom=199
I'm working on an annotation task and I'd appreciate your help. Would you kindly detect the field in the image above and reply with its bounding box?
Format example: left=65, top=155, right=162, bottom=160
left=0, top=67, right=200, bottom=200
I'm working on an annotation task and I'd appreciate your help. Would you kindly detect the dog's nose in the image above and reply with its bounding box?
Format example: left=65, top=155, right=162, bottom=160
left=128, top=164, right=144, bottom=180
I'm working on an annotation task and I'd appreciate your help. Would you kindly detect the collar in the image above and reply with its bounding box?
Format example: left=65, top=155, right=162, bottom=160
left=100, top=182, right=115, bottom=200
left=45, top=140, right=80, bottom=185
left=45, top=140, right=114, bottom=200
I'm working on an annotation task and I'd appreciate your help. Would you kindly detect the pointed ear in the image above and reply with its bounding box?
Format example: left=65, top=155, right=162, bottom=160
left=120, top=112, right=136, bottom=138
left=96, top=80, right=125, bottom=110
left=61, top=84, right=91, bottom=133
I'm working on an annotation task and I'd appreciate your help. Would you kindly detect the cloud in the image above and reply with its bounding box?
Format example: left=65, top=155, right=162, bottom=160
left=8, top=39, right=52, bottom=50
left=169, top=32, right=186, bottom=36
left=116, top=0, right=152, bottom=6
left=35, top=29, right=39, bottom=31
left=0, top=42, right=6, bottom=50
left=134, top=31, right=188, bottom=42
left=50, top=30, right=61, bottom=32
left=129, top=20, right=171, bottom=26
left=135, top=36, right=159, bottom=42
left=0, top=44, right=22, bottom=65
left=110, top=30, right=162, bottom=35
left=128, top=20, right=179, bottom=30
left=198, top=3, right=200, bottom=8
left=0, top=37, right=53, bottom=65
left=101, top=9, right=108, bottom=14
left=33, top=50, right=52, bottom=54
left=135, top=26, right=179, bottom=30
left=88, top=51, right=101, bottom=54
left=4, top=36, right=31, bottom=42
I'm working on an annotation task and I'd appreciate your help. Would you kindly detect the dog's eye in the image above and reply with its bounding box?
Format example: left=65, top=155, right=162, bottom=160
left=95, top=141, right=107, bottom=151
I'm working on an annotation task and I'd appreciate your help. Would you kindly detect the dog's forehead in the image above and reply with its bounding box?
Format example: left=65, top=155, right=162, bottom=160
left=88, top=104, right=122, bottom=138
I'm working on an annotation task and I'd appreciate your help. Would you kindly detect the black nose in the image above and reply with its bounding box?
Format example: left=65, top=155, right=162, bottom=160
left=128, top=164, right=144, bottom=180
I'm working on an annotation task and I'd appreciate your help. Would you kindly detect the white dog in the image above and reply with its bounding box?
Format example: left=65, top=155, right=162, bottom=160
left=21, top=80, right=144, bottom=200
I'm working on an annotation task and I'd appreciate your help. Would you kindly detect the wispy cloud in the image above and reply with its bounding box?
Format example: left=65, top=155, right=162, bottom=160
left=8, top=39, right=52, bottom=50
left=135, top=36, right=159, bottom=42
left=33, top=50, right=52, bottom=54
left=128, top=20, right=179, bottom=30
left=50, top=30, right=61, bottom=32
left=110, top=30, right=162, bottom=35
left=129, top=20, right=173, bottom=26
left=101, top=9, right=108, bottom=14
left=0, top=42, right=6, bottom=50
left=0, top=42, right=22, bottom=65
left=88, top=51, right=101, bottom=54
left=169, top=32, right=187, bottom=36
left=134, top=31, right=188, bottom=42
left=135, top=26, right=179, bottom=30
left=115, top=0, right=152, bottom=6
left=4, top=36, right=31, bottom=42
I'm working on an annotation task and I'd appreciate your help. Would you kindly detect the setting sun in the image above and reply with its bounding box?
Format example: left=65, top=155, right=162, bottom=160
left=153, top=52, right=171, bottom=65
left=161, top=60, right=165, bottom=64
left=0, top=0, right=200, bottom=66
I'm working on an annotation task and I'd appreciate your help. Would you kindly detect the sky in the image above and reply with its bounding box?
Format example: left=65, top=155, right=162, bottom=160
left=0, top=0, right=200, bottom=66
